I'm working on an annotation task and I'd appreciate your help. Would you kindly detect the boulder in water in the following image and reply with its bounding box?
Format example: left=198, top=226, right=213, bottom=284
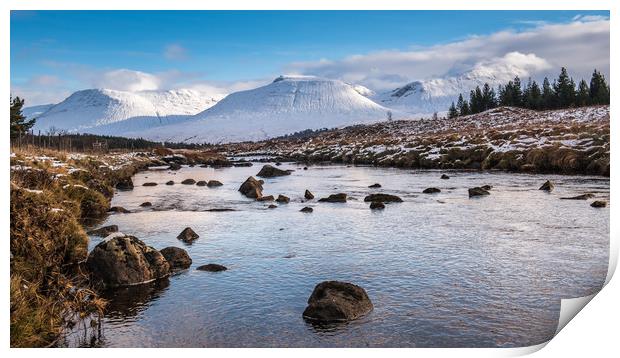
left=87, top=235, right=170, bottom=287
left=109, top=206, right=131, bottom=213
left=181, top=179, right=196, bottom=185
left=207, top=180, right=223, bottom=187
left=561, top=193, right=595, bottom=200
left=591, top=201, right=607, bottom=208
left=168, top=163, right=182, bottom=171
left=468, top=187, right=490, bottom=197
left=423, top=188, right=441, bottom=194
left=177, top=227, right=199, bottom=243
left=256, top=165, right=292, bottom=178
left=160, top=247, right=192, bottom=271
left=276, top=194, right=290, bottom=203
left=166, top=180, right=175, bottom=185
left=196, top=180, right=208, bottom=186
left=267, top=204, right=278, bottom=209
left=257, top=195, right=274, bottom=202
left=368, top=183, right=381, bottom=188
left=87, top=224, right=119, bottom=237
left=440, top=174, right=450, bottom=179
left=139, top=202, right=152, bottom=207
left=197, top=264, right=227, bottom=272
left=363, top=193, right=403, bottom=203
left=318, top=193, right=347, bottom=203
left=304, top=190, right=315, bottom=200
left=300, top=206, right=313, bottom=213
left=238, top=176, right=263, bottom=199
left=302, top=281, right=373, bottom=322
left=539, top=180, right=554, bottom=192
left=142, top=182, right=157, bottom=187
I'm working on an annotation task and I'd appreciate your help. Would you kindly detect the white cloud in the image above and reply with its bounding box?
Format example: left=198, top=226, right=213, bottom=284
left=164, top=44, right=188, bottom=61
left=94, top=69, right=161, bottom=91
left=288, top=19, right=609, bottom=91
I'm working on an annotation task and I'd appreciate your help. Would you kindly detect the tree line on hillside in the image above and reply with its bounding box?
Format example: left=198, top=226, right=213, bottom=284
left=447, top=68, right=610, bottom=118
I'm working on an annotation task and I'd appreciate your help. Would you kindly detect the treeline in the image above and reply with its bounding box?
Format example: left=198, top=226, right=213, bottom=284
left=448, top=68, right=610, bottom=118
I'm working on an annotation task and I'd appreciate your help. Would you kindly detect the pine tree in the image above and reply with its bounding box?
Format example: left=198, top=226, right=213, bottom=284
left=456, top=94, right=469, bottom=116
left=481, top=83, right=497, bottom=111
left=10, top=96, right=36, bottom=139
left=523, top=79, right=542, bottom=110
left=589, top=69, right=610, bottom=105
left=576, top=79, right=590, bottom=107
left=541, top=77, right=556, bottom=109
left=511, top=76, right=523, bottom=107
left=554, top=67, right=576, bottom=108
left=448, top=102, right=459, bottom=118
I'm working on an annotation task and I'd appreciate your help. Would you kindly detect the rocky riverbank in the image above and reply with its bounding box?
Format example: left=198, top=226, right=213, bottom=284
left=216, top=106, right=610, bottom=176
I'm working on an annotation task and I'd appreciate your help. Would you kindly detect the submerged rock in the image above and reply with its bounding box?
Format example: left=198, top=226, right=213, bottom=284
left=177, top=227, right=199, bottom=243
left=480, top=185, right=493, bottom=191
left=440, top=174, right=450, bottom=179
left=591, top=201, right=607, bottom=208
left=181, top=179, right=196, bottom=185
left=561, top=193, right=595, bottom=200
left=539, top=180, right=554, bottom=192
left=276, top=194, right=290, bottom=203
left=142, top=182, right=158, bottom=187
left=300, top=206, right=313, bottom=213
left=233, top=162, right=253, bottom=167
left=318, top=193, right=347, bottom=203
left=87, top=235, right=170, bottom=288
left=207, top=180, right=223, bottom=187
left=196, top=180, right=208, bottom=186
left=363, top=193, right=403, bottom=203
left=115, top=177, right=134, bottom=191
left=87, top=224, right=119, bottom=237
left=257, top=195, right=274, bottom=202
left=304, top=189, right=315, bottom=200
left=267, top=204, right=278, bottom=209
left=160, top=247, right=192, bottom=271
left=423, top=187, right=441, bottom=194
left=468, top=187, right=490, bottom=197
left=109, top=206, right=131, bottom=213
left=256, top=165, right=292, bottom=178
left=165, top=180, right=175, bottom=185
left=196, top=264, right=227, bottom=272
left=368, top=183, right=382, bottom=188
left=139, top=202, right=152, bottom=207
left=239, top=176, right=263, bottom=199
left=369, top=201, right=385, bottom=210
left=302, top=281, right=373, bottom=322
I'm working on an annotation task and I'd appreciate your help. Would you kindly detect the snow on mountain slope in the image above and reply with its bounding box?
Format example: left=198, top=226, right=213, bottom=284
left=128, top=76, right=395, bottom=144
left=23, top=104, right=55, bottom=120
left=31, top=88, right=223, bottom=133
left=374, top=52, right=551, bottom=114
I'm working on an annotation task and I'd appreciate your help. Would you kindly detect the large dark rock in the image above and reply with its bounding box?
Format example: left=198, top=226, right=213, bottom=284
left=267, top=204, right=278, bottom=209
left=369, top=201, right=385, bottom=210
left=591, top=200, right=607, bottom=208
left=181, top=179, right=196, bottom=185
left=196, top=180, right=208, bottom=187
left=423, top=188, right=441, bottom=194
left=160, top=247, right=192, bottom=271
left=368, top=183, right=382, bottom=188
left=140, top=201, right=152, bottom=207
left=276, top=194, right=290, bottom=203
left=256, top=165, right=292, bottom=178
left=304, top=190, right=315, bottom=200
left=318, top=193, right=348, bottom=203
left=300, top=206, right=313, bottom=213
left=468, top=187, right=490, bottom=197
left=177, top=227, right=199, bottom=243
left=115, top=177, right=134, bottom=191
left=87, top=225, right=119, bottom=237
left=539, top=180, right=554, bottom=192
left=87, top=235, right=170, bottom=288
left=165, top=180, right=175, bottom=185
left=207, top=180, right=223, bottom=187
left=143, top=182, right=158, bottom=187
left=440, top=174, right=450, bottom=179
left=238, top=176, right=263, bottom=199
left=302, top=281, right=373, bottom=322
left=257, top=195, right=274, bottom=202
left=109, top=206, right=131, bottom=213
left=196, top=264, right=227, bottom=272
left=363, top=193, right=403, bottom=203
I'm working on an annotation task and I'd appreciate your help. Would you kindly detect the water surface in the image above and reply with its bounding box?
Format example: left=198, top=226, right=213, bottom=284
left=79, top=163, right=609, bottom=347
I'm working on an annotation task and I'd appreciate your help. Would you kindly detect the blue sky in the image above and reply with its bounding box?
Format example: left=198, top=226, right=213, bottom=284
left=10, top=10, right=610, bottom=105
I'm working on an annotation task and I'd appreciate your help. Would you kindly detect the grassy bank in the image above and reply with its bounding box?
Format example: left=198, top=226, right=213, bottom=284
left=9, top=147, right=227, bottom=347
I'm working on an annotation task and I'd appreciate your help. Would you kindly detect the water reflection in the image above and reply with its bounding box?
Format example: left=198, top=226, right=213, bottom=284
left=101, top=278, right=171, bottom=320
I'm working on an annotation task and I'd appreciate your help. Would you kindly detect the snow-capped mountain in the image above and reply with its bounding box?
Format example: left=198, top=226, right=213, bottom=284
left=127, top=76, right=394, bottom=143
left=23, top=104, right=55, bottom=119
left=374, top=52, right=551, bottom=114
left=30, top=88, right=224, bottom=134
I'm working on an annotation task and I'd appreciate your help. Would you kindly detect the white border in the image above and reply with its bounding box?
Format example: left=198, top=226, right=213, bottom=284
left=2, top=1, right=616, bottom=357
